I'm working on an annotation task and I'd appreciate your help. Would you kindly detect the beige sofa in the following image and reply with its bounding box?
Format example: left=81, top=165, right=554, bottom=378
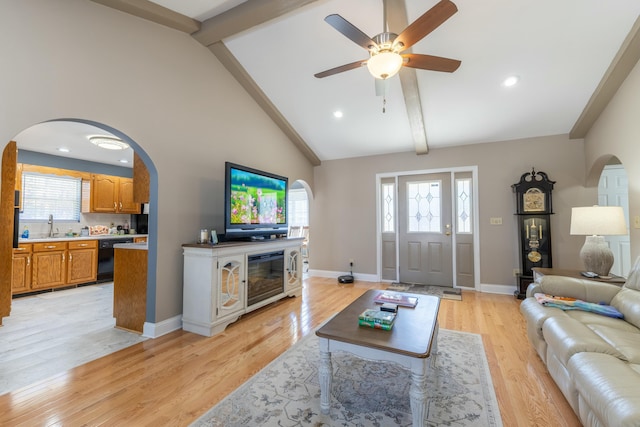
left=520, top=260, right=640, bottom=427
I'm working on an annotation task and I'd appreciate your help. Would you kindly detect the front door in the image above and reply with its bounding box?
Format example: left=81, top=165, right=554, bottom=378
left=398, top=173, right=453, bottom=286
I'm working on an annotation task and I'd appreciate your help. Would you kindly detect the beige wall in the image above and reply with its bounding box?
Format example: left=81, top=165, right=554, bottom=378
left=584, top=59, right=640, bottom=263
left=0, top=0, right=314, bottom=323
left=312, top=134, right=593, bottom=289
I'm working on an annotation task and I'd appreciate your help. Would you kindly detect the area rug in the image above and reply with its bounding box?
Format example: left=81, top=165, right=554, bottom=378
left=191, top=329, right=502, bottom=427
left=387, top=282, right=463, bottom=301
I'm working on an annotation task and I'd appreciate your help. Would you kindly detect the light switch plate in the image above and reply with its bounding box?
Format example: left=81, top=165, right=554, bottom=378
left=634, top=215, right=640, bottom=229
left=490, top=217, right=503, bottom=225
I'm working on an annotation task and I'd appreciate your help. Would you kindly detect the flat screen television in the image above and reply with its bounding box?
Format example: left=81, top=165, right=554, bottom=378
left=224, top=162, right=288, bottom=240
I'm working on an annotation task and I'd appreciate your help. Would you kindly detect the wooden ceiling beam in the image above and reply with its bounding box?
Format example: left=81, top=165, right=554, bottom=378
left=570, top=16, right=640, bottom=139
left=209, top=42, right=321, bottom=166
left=89, top=0, right=200, bottom=34
left=193, top=0, right=320, bottom=46
left=385, top=0, right=429, bottom=155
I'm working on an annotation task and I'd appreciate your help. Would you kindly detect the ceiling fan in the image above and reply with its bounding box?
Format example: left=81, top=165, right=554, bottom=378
left=314, top=0, right=461, bottom=80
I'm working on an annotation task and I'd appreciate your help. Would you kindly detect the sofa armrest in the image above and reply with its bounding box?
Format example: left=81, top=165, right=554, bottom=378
left=528, top=275, right=621, bottom=304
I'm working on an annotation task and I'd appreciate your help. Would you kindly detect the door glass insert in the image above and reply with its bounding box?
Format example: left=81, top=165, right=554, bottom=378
left=456, top=178, right=472, bottom=233
left=382, top=183, right=395, bottom=233
left=407, top=180, right=441, bottom=233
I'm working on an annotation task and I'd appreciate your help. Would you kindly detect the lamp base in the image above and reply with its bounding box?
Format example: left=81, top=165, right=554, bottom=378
left=579, top=235, right=614, bottom=277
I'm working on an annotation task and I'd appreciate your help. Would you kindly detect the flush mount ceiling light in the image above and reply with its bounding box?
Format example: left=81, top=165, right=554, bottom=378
left=503, top=75, right=520, bottom=87
left=89, top=135, right=129, bottom=150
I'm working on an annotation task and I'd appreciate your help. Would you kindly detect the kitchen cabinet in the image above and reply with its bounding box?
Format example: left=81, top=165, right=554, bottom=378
left=133, top=236, right=147, bottom=243
left=12, top=244, right=32, bottom=294
left=67, top=240, right=98, bottom=285
left=14, top=239, right=99, bottom=294
left=32, top=242, right=67, bottom=290
left=84, top=174, right=141, bottom=214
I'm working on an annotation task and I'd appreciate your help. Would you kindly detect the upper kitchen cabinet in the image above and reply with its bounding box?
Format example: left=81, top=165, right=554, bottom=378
left=83, top=174, right=141, bottom=214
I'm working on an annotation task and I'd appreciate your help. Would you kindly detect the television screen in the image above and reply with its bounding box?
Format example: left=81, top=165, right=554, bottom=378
left=224, top=162, right=288, bottom=239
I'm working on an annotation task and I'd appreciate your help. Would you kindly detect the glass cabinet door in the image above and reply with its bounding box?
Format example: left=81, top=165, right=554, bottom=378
left=285, top=248, right=301, bottom=292
left=217, top=255, right=245, bottom=318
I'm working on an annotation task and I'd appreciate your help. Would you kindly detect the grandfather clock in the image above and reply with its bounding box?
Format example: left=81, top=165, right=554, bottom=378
left=512, top=169, right=555, bottom=299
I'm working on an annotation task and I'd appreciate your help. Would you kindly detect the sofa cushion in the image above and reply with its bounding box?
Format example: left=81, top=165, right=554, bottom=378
left=589, top=324, right=640, bottom=364
left=611, top=287, right=640, bottom=330
left=542, top=316, right=626, bottom=366
left=569, top=352, right=640, bottom=427
left=566, top=310, right=640, bottom=332
left=528, top=275, right=621, bottom=304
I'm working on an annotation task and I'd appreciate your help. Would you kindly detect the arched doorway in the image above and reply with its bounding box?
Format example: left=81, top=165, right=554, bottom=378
left=1, top=118, right=158, bottom=327
left=289, top=180, right=312, bottom=272
left=598, top=162, right=631, bottom=276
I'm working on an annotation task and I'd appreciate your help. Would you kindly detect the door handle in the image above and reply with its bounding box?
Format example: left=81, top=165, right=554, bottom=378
left=445, top=224, right=452, bottom=236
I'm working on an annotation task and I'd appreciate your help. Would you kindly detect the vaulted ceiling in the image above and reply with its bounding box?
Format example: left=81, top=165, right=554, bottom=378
left=18, top=1, right=640, bottom=166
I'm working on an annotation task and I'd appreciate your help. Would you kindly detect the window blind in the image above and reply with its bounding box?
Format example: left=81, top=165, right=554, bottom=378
left=20, top=172, right=81, bottom=222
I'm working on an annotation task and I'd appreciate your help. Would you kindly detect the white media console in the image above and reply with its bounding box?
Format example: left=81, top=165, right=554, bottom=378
left=182, top=238, right=303, bottom=337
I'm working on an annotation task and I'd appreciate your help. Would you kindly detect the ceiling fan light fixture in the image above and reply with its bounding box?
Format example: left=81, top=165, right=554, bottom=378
left=367, top=51, right=403, bottom=80
left=89, top=135, right=130, bottom=151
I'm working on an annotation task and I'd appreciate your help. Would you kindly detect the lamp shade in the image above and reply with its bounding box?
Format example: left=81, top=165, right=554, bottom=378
left=367, top=52, right=403, bottom=80
left=570, top=206, right=627, bottom=236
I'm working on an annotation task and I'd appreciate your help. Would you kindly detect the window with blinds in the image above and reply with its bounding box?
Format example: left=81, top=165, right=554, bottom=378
left=20, top=172, right=82, bottom=222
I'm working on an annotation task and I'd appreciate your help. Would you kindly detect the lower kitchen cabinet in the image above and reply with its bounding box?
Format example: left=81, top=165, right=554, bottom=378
left=67, top=240, right=98, bottom=285
left=12, top=244, right=32, bottom=294
left=14, top=239, right=99, bottom=295
left=32, top=242, right=68, bottom=290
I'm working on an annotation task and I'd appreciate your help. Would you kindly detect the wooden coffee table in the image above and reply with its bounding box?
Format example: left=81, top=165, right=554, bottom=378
left=315, top=289, right=440, bottom=427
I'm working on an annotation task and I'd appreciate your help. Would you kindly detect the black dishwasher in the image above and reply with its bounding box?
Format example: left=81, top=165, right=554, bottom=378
left=97, top=237, right=134, bottom=282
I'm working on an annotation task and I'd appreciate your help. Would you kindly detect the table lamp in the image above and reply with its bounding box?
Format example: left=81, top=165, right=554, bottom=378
left=570, top=206, right=627, bottom=277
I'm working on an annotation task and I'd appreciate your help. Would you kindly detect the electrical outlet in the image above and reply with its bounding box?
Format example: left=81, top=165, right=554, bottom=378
left=349, top=258, right=354, bottom=265
left=634, top=215, right=640, bottom=229
left=490, top=217, right=503, bottom=225
left=513, top=269, right=520, bottom=277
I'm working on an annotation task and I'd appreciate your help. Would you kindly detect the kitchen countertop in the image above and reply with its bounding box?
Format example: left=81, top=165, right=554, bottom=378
left=19, top=234, right=148, bottom=243
left=113, top=242, right=148, bottom=250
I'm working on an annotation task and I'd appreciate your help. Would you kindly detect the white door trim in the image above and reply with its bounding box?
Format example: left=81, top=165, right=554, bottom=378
left=375, top=166, right=480, bottom=290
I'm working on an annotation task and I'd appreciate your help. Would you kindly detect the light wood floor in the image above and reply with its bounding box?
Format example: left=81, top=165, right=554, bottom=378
left=0, top=277, right=580, bottom=426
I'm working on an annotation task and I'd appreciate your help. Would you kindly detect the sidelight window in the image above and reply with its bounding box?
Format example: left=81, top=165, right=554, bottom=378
left=456, top=178, right=473, bottom=233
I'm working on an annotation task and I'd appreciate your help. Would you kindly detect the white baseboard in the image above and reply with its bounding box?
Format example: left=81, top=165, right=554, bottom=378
left=142, top=314, right=182, bottom=338
left=479, top=283, right=517, bottom=295
left=308, top=270, right=517, bottom=296
left=308, top=269, right=379, bottom=283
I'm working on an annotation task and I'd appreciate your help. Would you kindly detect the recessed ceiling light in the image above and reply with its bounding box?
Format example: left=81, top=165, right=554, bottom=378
left=333, top=110, right=343, bottom=119
left=57, top=147, right=70, bottom=153
left=503, top=75, right=520, bottom=87
left=119, top=159, right=129, bottom=164
left=89, top=135, right=130, bottom=151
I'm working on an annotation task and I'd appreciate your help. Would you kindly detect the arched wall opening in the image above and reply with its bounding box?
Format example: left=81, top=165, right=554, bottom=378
left=3, top=118, right=159, bottom=325
left=585, top=155, right=631, bottom=276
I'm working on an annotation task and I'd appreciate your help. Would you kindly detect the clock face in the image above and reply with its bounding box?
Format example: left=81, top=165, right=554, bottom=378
left=528, top=251, right=542, bottom=263
left=523, top=188, right=545, bottom=212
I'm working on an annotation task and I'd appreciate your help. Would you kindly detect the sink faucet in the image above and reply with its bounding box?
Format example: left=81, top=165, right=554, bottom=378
left=48, top=214, right=54, bottom=238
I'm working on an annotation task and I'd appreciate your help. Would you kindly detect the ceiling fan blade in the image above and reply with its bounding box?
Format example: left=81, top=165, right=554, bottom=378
left=394, top=0, right=458, bottom=51
left=402, top=53, right=461, bottom=72
left=325, top=14, right=378, bottom=50
left=314, top=59, right=368, bottom=78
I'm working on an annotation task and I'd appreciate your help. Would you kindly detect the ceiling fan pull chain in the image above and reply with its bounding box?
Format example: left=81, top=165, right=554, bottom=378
left=382, top=96, right=387, bottom=114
